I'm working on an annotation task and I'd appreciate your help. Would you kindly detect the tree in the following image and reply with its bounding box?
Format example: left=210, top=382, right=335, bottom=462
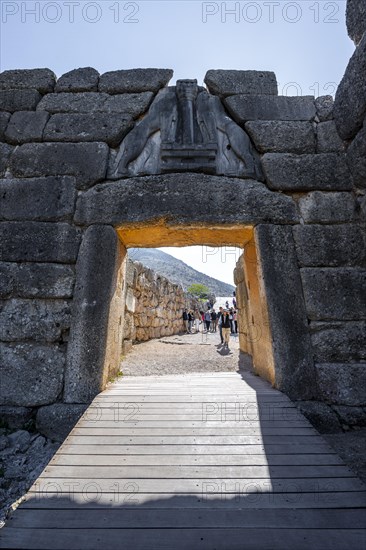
left=187, top=283, right=210, bottom=299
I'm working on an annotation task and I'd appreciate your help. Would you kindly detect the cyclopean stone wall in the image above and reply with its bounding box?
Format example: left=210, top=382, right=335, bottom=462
left=0, top=68, right=173, bottom=436
left=122, top=259, right=201, bottom=352
left=311, top=0, right=366, bottom=430
left=0, top=11, right=365, bottom=438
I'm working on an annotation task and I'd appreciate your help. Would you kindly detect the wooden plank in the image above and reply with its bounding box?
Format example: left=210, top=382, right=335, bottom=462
left=94, top=398, right=293, bottom=404
left=8, top=508, right=366, bottom=529
left=63, top=435, right=323, bottom=446
left=29, top=477, right=364, bottom=493
left=71, top=427, right=317, bottom=436
left=90, top=402, right=298, bottom=410
left=73, top=422, right=311, bottom=428
left=2, top=527, right=365, bottom=550
left=82, top=411, right=302, bottom=419
left=21, top=491, right=366, bottom=509
left=51, top=453, right=345, bottom=467
left=78, top=416, right=310, bottom=428
left=99, top=395, right=286, bottom=400
left=39, top=464, right=355, bottom=479
left=58, top=443, right=336, bottom=455
left=77, top=422, right=314, bottom=433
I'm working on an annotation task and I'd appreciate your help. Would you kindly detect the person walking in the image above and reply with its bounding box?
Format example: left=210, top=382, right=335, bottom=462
left=194, top=311, right=200, bottom=333
left=211, top=309, right=217, bottom=332
left=204, top=310, right=211, bottom=333
left=229, top=308, right=234, bottom=334
left=234, top=310, right=238, bottom=333
left=217, top=306, right=224, bottom=344
left=182, top=309, right=189, bottom=334
left=187, top=311, right=193, bottom=333
left=222, top=310, right=231, bottom=349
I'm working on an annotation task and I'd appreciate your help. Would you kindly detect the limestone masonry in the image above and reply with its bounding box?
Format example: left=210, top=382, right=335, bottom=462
left=122, top=259, right=201, bottom=353
left=0, top=2, right=365, bottom=438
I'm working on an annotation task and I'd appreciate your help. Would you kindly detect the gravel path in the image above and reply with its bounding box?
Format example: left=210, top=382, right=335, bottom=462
left=120, top=331, right=252, bottom=377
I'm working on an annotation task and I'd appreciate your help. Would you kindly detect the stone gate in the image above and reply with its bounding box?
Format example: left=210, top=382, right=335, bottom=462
left=0, top=4, right=365, bottom=437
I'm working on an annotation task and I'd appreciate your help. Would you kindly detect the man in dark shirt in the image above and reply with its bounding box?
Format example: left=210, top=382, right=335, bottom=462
left=182, top=309, right=189, bottom=333
left=217, top=306, right=224, bottom=344
left=221, top=310, right=231, bottom=349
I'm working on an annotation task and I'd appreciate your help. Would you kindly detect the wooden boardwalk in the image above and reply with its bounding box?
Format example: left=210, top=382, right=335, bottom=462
left=1, top=371, right=366, bottom=549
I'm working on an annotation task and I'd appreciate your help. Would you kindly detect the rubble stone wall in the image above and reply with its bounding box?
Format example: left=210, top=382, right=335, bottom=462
left=122, top=259, right=201, bottom=353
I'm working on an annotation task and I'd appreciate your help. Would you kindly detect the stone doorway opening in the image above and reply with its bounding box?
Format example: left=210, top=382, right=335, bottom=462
left=116, top=222, right=273, bottom=381
left=117, top=221, right=254, bottom=365
left=65, top=220, right=315, bottom=411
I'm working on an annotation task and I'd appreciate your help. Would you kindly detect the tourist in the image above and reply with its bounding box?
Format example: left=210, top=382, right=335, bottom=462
left=229, top=308, right=234, bottom=333
left=194, top=311, right=200, bottom=333
left=187, top=311, right=193, bottom=333
left=217, top=306, right=224, bottom=344
left=200, top=310, right=205, bottom=327
left=234, top=310, right=238, bottom=333
left=211, top=309, right=217, bottom=332
left=221, top=310, right=231, bottom=348
left=204, top=310, right=211, bottom=332
left=182, top=309, right=189, bottom=333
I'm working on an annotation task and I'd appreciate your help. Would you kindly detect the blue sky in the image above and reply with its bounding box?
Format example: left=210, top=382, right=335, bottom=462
left=0, top=0, right=355, bottom=284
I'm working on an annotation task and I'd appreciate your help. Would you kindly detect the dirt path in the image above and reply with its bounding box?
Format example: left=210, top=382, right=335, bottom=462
left=120, top=331, right=251, bottom=377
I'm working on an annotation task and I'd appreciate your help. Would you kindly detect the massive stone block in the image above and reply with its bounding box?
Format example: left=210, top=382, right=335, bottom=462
left=125, top=260, right=138, bottom=287
left=0, top=342, right=65, bottom=406
left=55, top=67, right=99, bottom=92
left=347, top=119, right=366, bottom=188
left=310, top=321, right=366, bottom=362
left=262, top=153, right=352, bottom=191
left=346, top=0, right=366, bottom=45
left=74, top=174, right=299, bottom=226
left=317, top=121, right=345, bottom=153
left=255, top=225, right=316, bottom=400
left=0, top=143, right=13, bottom=176
left=0, top=299, right=71, bottom=342
left=298, top=191, right=356, bottom=223
left=36, top=403, right=88, bottom=441
left=0, top=90, right=41, bottom=112
left=5, top=111, right=49, bottom=144
left=315, top=96, right=334, bottom=122
left=64, top=225, right=126, bottom=403
left=316, top=363, right=366, bottom=406
left=10, top=142, right=109, bottom=189
left=0, top=69, right=56, bottom=93
left=225, top=95, right=316, bottom=124
left=332, top=405, right=366, bottom=427
left=0, top=112, right=10, bottom=140
left=293, top=225, right=366, bottom=267
left=0, top=176, right=76, bottom=221
left=334, top=33, right=366, bottom=140
left=99, top=68, right=173, bottom=94
left=0, top=263, right=75, bottom=299
left=296, top=401, right=341, bottom=433
left=204, top=70, right=278, bottom=97
left=245, top=121, right=315, bottom=154
left=37, top=91, right=153, bottom=118
left=301, top=268, right=366, bottom=321
left=0, top=406, right=33, bottom=430
left=44, top=113, right=133, bottom=147
left=0, top=222, right=81, bottom=263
